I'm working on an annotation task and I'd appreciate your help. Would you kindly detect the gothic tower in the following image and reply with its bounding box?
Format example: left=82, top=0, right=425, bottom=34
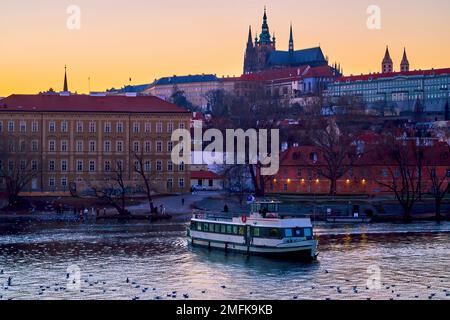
left=382, top=46, right=393, bottom=73
left=400, top=47, right=410, bottom=72
left=63, top=65, right=69, bottom=92
left=253, top=7, right=276, bottom=72
left=289, top=23, right=294, bottom=52
left=243, top=26, right=256, bottom=74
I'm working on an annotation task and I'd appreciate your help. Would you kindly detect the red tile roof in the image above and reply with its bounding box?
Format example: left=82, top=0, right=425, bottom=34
left=191, top=171, right=223, bottom=180
left=335, top=68, right=450, bottom=83
left=0, top=94, right=189, bottom=114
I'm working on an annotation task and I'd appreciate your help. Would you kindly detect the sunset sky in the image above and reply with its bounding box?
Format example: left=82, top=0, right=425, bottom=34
left=1, top=0, right=449, bottom=97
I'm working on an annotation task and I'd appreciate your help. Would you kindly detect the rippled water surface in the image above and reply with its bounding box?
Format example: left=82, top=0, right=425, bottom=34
left=0, top=217, right=449, bottom=300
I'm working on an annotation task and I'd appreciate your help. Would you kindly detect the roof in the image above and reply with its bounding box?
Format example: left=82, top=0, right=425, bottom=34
left=238, top=65, right=334, bottom=83
left=154, top=74, right=219, bottom=86
left=0, top=94, right=189, bottom=114
left=107, top=84, right=152, bottom=93
left=191, top=171, right=223, bottom=180
left=334, top=68, right=450, bottom=83
left=267, top=47, right=327, bottom=67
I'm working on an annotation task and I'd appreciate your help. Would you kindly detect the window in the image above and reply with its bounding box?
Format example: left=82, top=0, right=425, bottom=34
left=104, top=122, right=112, bottom=133
left=48, top=121, right=56, bottom=133
left=76, top=121, right=83, bottom=133
left=156, top=122, right=163, bottom=133
left=19, top=121, right=27, bottom=133
left=31, top=160, right=38, bottom=171
left=8, top=121, right=14, bottom=132
left=89, top=140, right=96, bottom=152
left=144, top=123, right=151, bottom=133
left=116, top=141, right=123, bottom=152
left=76, top=141, right=83, bottom=152
left=20, top=140, right=26, bottom=152
left=48, top=160, right=55, bottom=172
left=61, top=121, right=68, bottom=133
left=134, top=160, right=140, bottom=171
left=179, top=162, right=185, bottom=172
left=144, top=161, right=151, bottom=172
left=167, top=141, right=173, bottom=152
left=167, top=178, right=173, bottom=189
left=179, top=178, right=185, bottom=189
left=31, top=140, right=38, bottom=152
left=48, top=140, right=56, bottom=152
left=167, top=161, right=173, bottom=172
left=167, top=122, right=174, bottom=133
left=61, top=160, right=68, bottom=172
left=447, top=169, right=450, bottom=178
left=89, top=122, right=96, bottom=133
left=20, top=160, right=27, bottom=170
left=61, top=140, right=68, bottom=152
left=89, top=160, right=96, bottom=172
left=0, top=121, right=3, bottom=132
left=104, top=141, right=111, bottom=152
left=49, top=178, right=56, bottom=188
left=116, top=122, right=124, bottom=133
left=144, top=141, right=151, bottom=153
left=179, top=123, right=185, bottom=130
left=104, top=161, right=111, bottom=172
left=156, top=141, right=163, bottom=153
left=116, top=160, right=123, bottom=171
left=156, top=160, right=162, bottom=172
left=133, top=141, right=140, bottom=153
left=76, top=160, right=83, bottom=172
left=133, top=122, right=140, bottom=133
left=61, top=178, right=68, bottom=188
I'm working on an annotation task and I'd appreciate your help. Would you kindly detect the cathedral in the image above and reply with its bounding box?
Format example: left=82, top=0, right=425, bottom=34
left=243, top=8, right=330, bottom=74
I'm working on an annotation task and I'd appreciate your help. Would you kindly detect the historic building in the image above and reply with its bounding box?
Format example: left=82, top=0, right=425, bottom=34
left=327, top=47, right=450, bottom=114
left=243, top=8, right=331, bottom=74
left=0, top=93, right=191, bottom=195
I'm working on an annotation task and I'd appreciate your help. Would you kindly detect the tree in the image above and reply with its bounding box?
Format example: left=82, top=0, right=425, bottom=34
left=87, top=162, right=130, bottom=216
left=427, top=167, right=450, bottom=221
left=133, top=152, right=157, bottom=213
left=0, top=140, right=39, bottom=207
left=170, top=87, right=195, bottom=111
left=375, top=140, right=423, bottom=221
left=310, top=118, right=358, bottom=195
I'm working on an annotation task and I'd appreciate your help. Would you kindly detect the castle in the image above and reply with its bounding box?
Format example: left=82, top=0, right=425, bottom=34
left=243, top=8, right=331, bottom=74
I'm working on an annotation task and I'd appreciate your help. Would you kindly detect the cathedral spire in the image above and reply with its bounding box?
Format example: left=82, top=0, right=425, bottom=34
left=247, top=26, right=253, bottom=46
left=289, top=23, right=294, bottom=52
left=63, top=65, right=69, bottom=92
left=400, top=47, right=410, bottom=72
left=259, top=6, right=272, bottom=44
left=382, top=46, right=393, bottom=73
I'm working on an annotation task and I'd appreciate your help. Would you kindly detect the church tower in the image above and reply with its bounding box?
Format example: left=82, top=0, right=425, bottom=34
left=289, top=23, right=294, bottom=52
left=400, top=48, right=410, bottom=72
left=243, top=26, right=256, bottom=74
left=382, top=46, right=393, bottom=73
left=253, top=7, right=276, bottom=72
left=63, top=65, right=69, bottom=92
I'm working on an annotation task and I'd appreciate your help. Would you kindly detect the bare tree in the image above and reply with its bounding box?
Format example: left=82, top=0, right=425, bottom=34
left=87, top=162, right=130, bottom=216
left=375, top=140, right=423, bottom=221
left=133, top=152, right=157, bottom=213
left=0, top=140, right=39, bottom=207
left=310, top=118, right=358, bottom=195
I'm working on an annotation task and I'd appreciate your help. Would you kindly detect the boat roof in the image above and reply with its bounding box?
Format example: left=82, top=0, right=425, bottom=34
left=192, top=216, right=313, bottom=228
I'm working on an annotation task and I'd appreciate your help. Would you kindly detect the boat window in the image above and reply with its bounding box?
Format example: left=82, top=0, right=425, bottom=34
left=294, top=228, right=302, bottom=237
left=304, top=228, right=312, bottom=238
left=269, top=228, right=280, bottom=238
left=285, top=229, right=293, bottom=237
left=253, top=228, right=260, bottom=237
left=233, top=226, right=238, bottom=235
left=221, top=225, right=226, bottom=233
left=209, top=223, right=215, bottom=233
left=202, top=223, right=209, bottom=232
left=196, top=222, right=202, bottom=231
left=238, top=227, right=245, bottom=235
left=215, top=224, right=221, bottom=233
left=226, top=225, right=233, bottom=234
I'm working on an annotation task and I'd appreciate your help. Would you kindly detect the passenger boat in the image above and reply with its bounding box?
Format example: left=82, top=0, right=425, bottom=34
left=187, top=200, right=318, bottom=260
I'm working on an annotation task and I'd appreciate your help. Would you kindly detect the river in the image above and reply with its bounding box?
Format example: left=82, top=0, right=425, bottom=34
left=0, top=217, right=449, bottom=300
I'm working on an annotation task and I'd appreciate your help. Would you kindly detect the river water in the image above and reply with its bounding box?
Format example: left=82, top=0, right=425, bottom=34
left=0, top=216, right=449, bottom=300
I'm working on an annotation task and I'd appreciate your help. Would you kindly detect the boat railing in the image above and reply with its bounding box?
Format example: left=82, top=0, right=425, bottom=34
left=193, top=213, right=234, bottom=222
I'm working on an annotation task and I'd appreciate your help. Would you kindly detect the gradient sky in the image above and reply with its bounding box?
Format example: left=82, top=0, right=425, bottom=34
left=1, top=0, right=449, bottom=96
